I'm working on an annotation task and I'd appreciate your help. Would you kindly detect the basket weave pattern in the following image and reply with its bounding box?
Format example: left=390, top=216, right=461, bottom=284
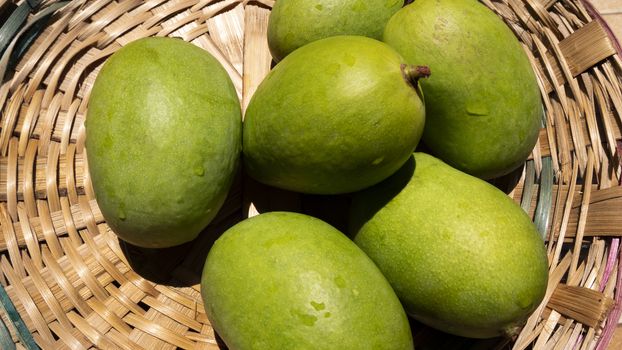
left=0, top=0, right=621, bottom=349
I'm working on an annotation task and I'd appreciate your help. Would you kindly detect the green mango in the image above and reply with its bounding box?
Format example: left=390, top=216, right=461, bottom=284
left=86, top=37, right=241, bottom=248
left=243, top=35, right=427, bottom=195
left=267, top=0, right=403, bottom=61
left=201, top=211, right=414, bottom=350
left=350, top=153, right=548, bottom=338
left=383, top=0, right=542, bottom=179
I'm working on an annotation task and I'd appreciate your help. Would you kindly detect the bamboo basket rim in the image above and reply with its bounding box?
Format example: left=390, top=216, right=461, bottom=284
left=0, top=0, right=621, bottom=349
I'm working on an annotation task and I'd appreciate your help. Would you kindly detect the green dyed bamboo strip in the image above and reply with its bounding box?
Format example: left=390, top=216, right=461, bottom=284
left=535, top=157, right=554, bottom=238
left=0, top=284, right=38, bottom=349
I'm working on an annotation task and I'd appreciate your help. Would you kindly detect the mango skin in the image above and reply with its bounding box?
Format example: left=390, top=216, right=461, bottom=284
left=201, top=212, right=414, bottom=350
left=350, top=153, right=548, bottom=338
left=243, top=36, right=425, bottom=195
left=268, top=0, right=403, bottom=61
left=86, top=37, right=241, bottom=248
left=384, top=0, right=542, bottom=179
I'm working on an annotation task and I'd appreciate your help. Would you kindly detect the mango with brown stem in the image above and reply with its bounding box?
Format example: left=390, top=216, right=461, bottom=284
left=384, top=0, right=542, bottom=179
left=244, top=35, right=428, bottom=195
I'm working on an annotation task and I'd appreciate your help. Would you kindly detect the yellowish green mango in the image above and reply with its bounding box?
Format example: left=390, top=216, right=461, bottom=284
left=350, top=153, right=548, bottom=338
left=201, top=212, right=413, bottom=349
left=86, top=37, right=241, bottom=248
left=244, top=35, right=427, bottom=195
left=268, top=0, right=403, bottom=61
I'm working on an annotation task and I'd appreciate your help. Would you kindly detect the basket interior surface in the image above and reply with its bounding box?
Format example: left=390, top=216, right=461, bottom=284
left=0, top=0, right=621, bottom=349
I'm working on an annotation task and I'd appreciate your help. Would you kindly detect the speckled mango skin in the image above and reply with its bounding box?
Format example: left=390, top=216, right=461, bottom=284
left=86, top=37, right=241, bottom=248
left=201, top=212, right=414, bottom=350
left=350, top=153, right=548, bottom=338
left=267, top=0, right=403, bottom=61
left=243, top=36, right=425, bottom=195
left=384, top=0, right=542, bottom=179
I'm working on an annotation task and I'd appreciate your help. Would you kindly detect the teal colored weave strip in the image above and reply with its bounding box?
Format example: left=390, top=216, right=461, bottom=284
left=0, top=0, right=42, bottom=56
left=534, top=157, right=554, bottom=239
left=0, top=284, right=38, bottom=349
left=520, top=160, right=535, bottom=213
left=532, top=106, right=552, bottom=238
left=0, top=2, right=18, bottom=25
left=0, top=311, right=16, bottom=350
left=8, top=6, right=55, bottom=68
left=0, top=1, right=69, bottom=82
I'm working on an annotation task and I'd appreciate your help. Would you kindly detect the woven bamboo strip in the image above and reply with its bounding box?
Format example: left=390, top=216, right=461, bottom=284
left=582, top=239, right=606, bottom=288
left=207, top=3, right=244, bottom=76
left=546, top=323, right=574, bottom=350
left=548, top=284, right=614, bottom=328
left=570, top=150, right=595, bottom=278
left=48, top=320, right=89, bottom=349
left=550, top=161, right=579, bottom=266
left=241, top=3, right=271, bottom=113
left=0, top=145, right=86, bottom=200
left=554, top=21, right=615, bottom=88
left=6, top=227, right=209, bottom=348
left=4, top=235, right=129, bottom=331
left=0, top=200, right=102, bottom=251
left=530, top=108, right=621, bottom=158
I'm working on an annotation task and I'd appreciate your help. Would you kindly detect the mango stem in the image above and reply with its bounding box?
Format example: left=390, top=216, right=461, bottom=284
left=401, top=64, right=431, bottom=87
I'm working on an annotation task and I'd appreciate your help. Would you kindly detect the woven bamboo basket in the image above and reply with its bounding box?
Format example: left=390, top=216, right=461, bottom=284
left=0, top=0, right=621, bottom=348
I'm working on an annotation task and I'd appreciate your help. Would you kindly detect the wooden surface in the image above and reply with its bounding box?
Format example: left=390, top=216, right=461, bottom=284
left=594, top=0, right=622, bottom=42
left=591, top=1, right=622, bottom=348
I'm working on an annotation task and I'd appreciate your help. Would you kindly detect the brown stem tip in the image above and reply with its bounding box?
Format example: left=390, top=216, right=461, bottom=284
left=401, top=64, right=431, bottom=87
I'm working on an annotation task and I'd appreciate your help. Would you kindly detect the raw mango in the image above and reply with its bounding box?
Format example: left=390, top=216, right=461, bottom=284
left=244, top=35, right=427, bottom=194
left=384, top=0, right=542, bottom=179
left=86, top=37, right=241, bottom=248
left=201, top=212, right=413, bottom=350
left=350, top=153, right=548, bottom=338
left=268, top=0, right=403, bottom=61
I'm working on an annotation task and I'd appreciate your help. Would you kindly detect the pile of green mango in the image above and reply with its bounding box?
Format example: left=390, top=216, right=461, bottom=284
left=85, top=0, right=549, bottom=348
